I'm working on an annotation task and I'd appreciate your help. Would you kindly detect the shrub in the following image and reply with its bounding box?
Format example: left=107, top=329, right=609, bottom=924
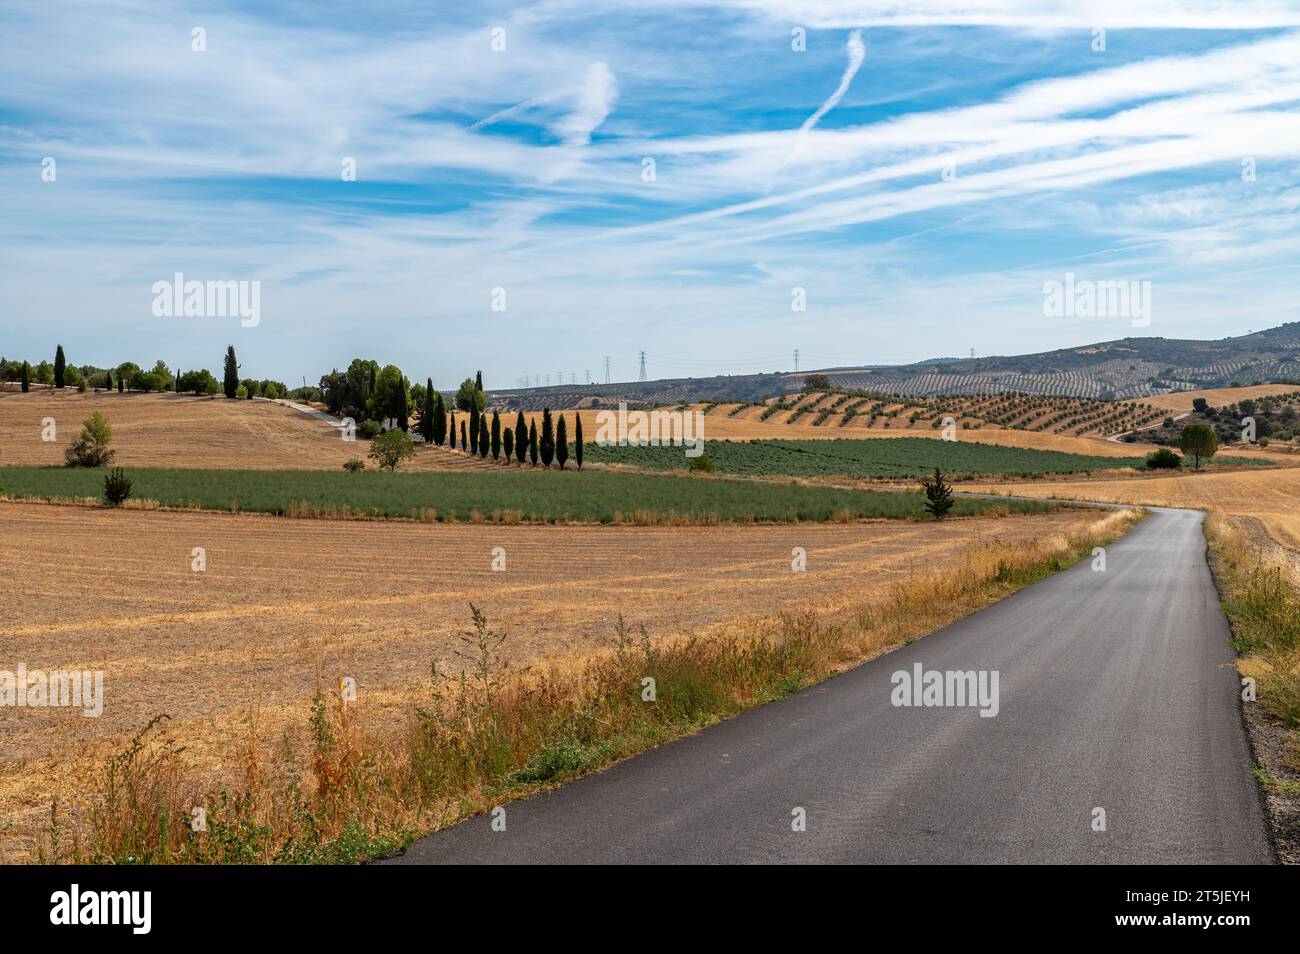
left=921, top=467, right=954, bottom=519
left=688, top=454, right=716, bottom=473
left=65, top=412, right=116, bottom=467
left=357, top=419, right=383, bottom=439
left=368, top=430, right=416, bottom=471
left=1145, top=448, right=1182, bottom=469
left=103, top=468, right=132, bottom=505
left=342, top=459, right=365, bottom=473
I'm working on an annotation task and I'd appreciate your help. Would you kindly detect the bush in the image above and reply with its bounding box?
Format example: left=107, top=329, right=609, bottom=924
left=103, top=468, right=132, bottom=505
left=368, top=430, right=416, bottom=471
left=688, top=454, right=716, bottom=473
left=1145, top=448, right=1182, bottom=469
left=65, top=412, right=116, bottom=467
left=342, top=459, right=365, bottom=473
left=357, top=419, right=383, bottom=439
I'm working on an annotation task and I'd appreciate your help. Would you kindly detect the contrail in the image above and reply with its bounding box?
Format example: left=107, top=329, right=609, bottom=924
left=800, top=29, right=865, bottom=134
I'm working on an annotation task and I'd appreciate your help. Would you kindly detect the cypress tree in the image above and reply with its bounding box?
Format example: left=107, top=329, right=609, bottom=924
left=477, top=414, right=488, bottom=458
left=514, top=411, right=528, bottom=463
left=21, top=361, right=31, bottom=393
left=528, top=421, right=538, bottom=465
left=539, top=408, right=555, bottom=467
left=556, top=415, right=569, bottom=469
left=117, top=372, right=124, bottom=393
left=433, top=393, right=447, bottom=446
left=422, top=378, right=435, bottom=443
left=575, top=414, right=584, bottom=470
left=503, top=427, right=514, bottom=462
left=449, top=409, right=456, bottom=448
left=475, top=370, right=483, bottom=392
left=460, top=419, right=468, bottom=451
left=222, top=345, right=239, bottom=399
left=469, top=405, right=479, bottom=454
left=53, top=345, right=66, bottom=389
left=490, top=411, right=501, bottom=460
left=397, top=378, right=409, bottom=433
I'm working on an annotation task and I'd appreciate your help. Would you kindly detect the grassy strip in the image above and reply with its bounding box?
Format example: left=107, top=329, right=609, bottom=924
left=582, top=436, right=1152, bottom=478
left=0, top=466, right=1049, bottom=524
left=40, top=508, right=1141, bottom=864
left=1205, top=512, right=1300, bottom=733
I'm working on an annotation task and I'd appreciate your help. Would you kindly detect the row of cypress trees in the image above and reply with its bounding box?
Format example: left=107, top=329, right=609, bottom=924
left=416, top=382, right=584, bottom=469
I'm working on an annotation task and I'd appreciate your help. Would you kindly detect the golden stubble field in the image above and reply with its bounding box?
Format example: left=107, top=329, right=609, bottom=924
left=967, top=466, right=1300, bottom=556
left=0, top=390, right=488, bottom=472
left=0, top=500, right=1107, bottom=859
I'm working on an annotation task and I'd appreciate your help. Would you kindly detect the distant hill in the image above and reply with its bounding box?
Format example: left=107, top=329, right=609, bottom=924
left=490, top=323, right=1300, bottom=409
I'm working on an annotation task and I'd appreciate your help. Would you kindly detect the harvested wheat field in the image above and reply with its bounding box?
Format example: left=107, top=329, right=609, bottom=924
left=1143, top=385, right=1300, bottom=413
left=0, top=390, right=481, bottom=472
left=967, top=466, right=1300, bottom=555
left=0, top=500, right=1108, bottom=859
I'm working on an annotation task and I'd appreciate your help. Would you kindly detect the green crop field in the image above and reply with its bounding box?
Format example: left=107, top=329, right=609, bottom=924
left=0, top=467, right=1052, bottom=523
left=581, top=437, right=1146, bottom=478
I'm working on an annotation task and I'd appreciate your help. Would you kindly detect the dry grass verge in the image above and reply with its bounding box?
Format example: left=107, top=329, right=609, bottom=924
left=39, top=508, right=1142, bottom=864
left=1204, top=511, right=1300, bottom=863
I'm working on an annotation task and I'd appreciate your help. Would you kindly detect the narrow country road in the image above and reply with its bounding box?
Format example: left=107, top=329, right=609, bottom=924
left=382, top=507, right=1272, bottom=864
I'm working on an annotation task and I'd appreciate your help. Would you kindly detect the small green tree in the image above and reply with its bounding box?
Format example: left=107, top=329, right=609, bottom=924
left=1145, top=448, right=1182, bottom=470
left=367, top=429, right=416, bottom=471
left=1178, top=423, right=1218, bottom=470
left=456, top=377, right=486, bottom=412
left=66, top=411, right=116, bottom=467
left=503, top=426, right=514, bottom=462
left=54, top=345, right=66, bottom=388
left=540, top=408, right=555, bottom=466
left=921, top=468, right=954, bottom=519
left=477, top=414, right=488, bottom=458
left=490, top=411, right=501, bottom=460
left=515, top=411, right=528, bottom=463
left=528, top=420, right=539, bottom=466
left=575, top=414, right=584, bottom=470
left=117, top=372, right=124, bottom=393
left=556, top=414, right=569, bottom=469
left=103, top=468, right=133, bottom=505
left=223, top=345, right=239, bottom=399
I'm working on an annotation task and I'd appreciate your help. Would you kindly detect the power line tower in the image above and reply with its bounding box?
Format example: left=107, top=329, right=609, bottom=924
left=638, top=351, right=647, bottom=382
left=585, top=370, right=590, bottom=385
left=793, top=349, right=799, bottom=372
left=604, top=356, right=611, bottom=384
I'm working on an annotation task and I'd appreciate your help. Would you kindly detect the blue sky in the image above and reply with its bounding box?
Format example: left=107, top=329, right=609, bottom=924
left=3, top=1, right=1300, bottom=388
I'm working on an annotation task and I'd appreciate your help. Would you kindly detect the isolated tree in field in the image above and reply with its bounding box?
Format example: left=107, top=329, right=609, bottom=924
left=222, top=346, right=239, bottom=399
left=54, top=345, right=66, bottom=388
left=556, top=414, right=569, bottom=469
left=921, top=468, right=954, bottom=519
left=575, top=414, right=584, bottom=469
left=460, top=419, right=468, bottom=450
left=490, top=411, right=501, bottom=460
left=469, top=405, right=480, bottom=454
left=21, top=361, right=30, bottom=393
left=103, top=468, right=133, bottom=506
left=528, top=420, right=539, bottom=466
left=421, top=378, right=435, bottom=443
left=540, top=408, right=555, bottom=466
left=803, top=372, right=830, bottom=392
left=478, top=414, right=488, bottom=458
left=1178, top=423, right=1217, bottom=470
left=503, top=426, right=514, bottom=462
left=367, top=429, right=416, bottom=471
left=432, top=392, right=447, bottom=446
left=66, top=411, right=116, bottom=467
left=1192, top=397, right=1209, bottom=414
left=514, top=411, right=528, bottom=463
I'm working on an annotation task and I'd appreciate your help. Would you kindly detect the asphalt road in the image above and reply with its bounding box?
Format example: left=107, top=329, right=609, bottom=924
left=383, top=506, right=1272, bottom=864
